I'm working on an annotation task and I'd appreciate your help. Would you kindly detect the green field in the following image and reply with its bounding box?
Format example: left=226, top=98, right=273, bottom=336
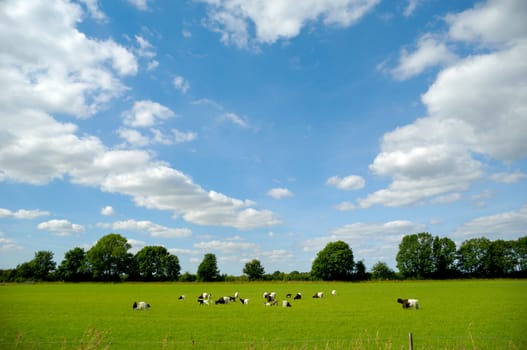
left=0, top=280, right=526, bottom=349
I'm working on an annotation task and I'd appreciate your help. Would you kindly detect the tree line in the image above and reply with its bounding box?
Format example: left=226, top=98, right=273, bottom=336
left=0, top=232, right=525, bottom=282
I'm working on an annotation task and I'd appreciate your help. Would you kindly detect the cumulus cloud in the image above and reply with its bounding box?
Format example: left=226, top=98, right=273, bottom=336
left=453, top=205, right=527, bottom=241
left=303, top=220, right=426, bottom=265
left=335, top=201, right=356, bottom=211
left=364, top=0, right=527, bottom=207
left=194, top=239, right=258, bottom=253
left=122, top=100, right=175, bottom=128
left=173, top=76, right=190, bottom=94
left=490, top=172, right=527, bottom=184
left=79, top=0, right=107, bottom=22
left=0, top=208, right=50, bottom=219
left=403, top=0, right=422, bottom=17
left=267, top=187, right=293, bottom=199
left=200, top=0, right=380, bottom=48
left=391, top=34, right=457, bottom=80
left=127, top=0, right=150, bottom=11
left=37, top=219, right=85, bottom=236
left=100, top=206, right=115, bottom=216
left=0, top=0, right=279, bottom=231
left=99, top=219, right=191, bottom=238
left=326, top=175, right=365, bottom=190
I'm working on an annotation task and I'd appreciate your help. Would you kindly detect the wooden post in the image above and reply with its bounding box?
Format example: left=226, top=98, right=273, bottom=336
left=408, top=332, right=414, bottom=350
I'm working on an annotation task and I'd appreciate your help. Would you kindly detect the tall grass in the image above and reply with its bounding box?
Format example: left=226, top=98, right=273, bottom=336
left=1, top=280, right=525, bottom=349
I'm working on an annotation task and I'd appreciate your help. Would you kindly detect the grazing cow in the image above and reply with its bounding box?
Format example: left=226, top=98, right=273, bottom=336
left=198, top=292, right=211, bottom=300
left=133, top=301, right=150, bottom=310
left=264, top=300, right=278, bottom=306
left=312, top=292, right=324, bottom=298
left=293, top=293, right=302, bottom=300
left=286, top=293, right=292, bottom=298
left=397, top=298, right=419, bottom=309
left=197, top=299, right=209, bottom=305
left=215, top=297, right=226, bottom=305
left=282, top=300, right=292, bottom=307
left=263, top=292, right=277, bottom=303
left=234, top=292, right=239, bottom=299
left=178, top=295, right=186, bottom=300
left=239, top=298, right=249, bottom=305
left=331, top=290, right=337, bottom=296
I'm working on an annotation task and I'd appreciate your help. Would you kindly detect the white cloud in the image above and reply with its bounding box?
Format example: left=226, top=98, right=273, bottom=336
left=0, top=0, right=137, bottom=119
left=201, top=0, right=380, bottom=48
left=37, top=219, right=85, bottom=236
left=267, top=187, right=293, bottom=199
left=173, top=76, right=190, bottom=94
left=127, top=0, right=149, bottom=11
left=100, top=206, right=115, bottom=216
left=122, top=100, right=175, bottom=128
left=403, top=0, right=421, bottom=17
left=303, top=220, right=426, bottom=265
left=430, top=193, right=461, bottom=204
left=491, top=172, right=527, bottom=184
left=335, top=201, right=356, bottom=211
left=0, top=0, right=280, bottom=232
left=326, top=175, right=365, bottom=190
left=79, top=0, right=107, bottom=22
left=221, top=112, right=251, bottom=128
left=99, top=219, right=191, bottom=238
left=391, top=34, right=457, bottom=80
left=172, top=129, right=198, bottom=144
left=117, top=128, right=150, bottom=147
left=194, top=239, right=258, bottom=253
left=446, top=0, right=527, bottom=46
left=0, top=208, right=50, bottom=219
left=364, top=0, right=527, bottom=208
left=0, top=234, right=19, bottom=252
left=453, top=205, right=527, bottom=241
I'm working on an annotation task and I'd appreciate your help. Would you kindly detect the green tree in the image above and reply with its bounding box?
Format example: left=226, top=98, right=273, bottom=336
left=243, top=259, right=265, bottom=280
left=513, top=236, right=527, bottom=275
left=311, top=241, right=354, bottom=281
left=32, top=251, right=56, bottom=280
left=197, top=253, right=220, bottom=282
left=457, top=237, right=492, bottom=277
left=87, top=233, right=132, bottom=281
left=432, top=236, right=457, bottom=278
left=353, top=260, right=368, bottom=280
left=57, top=247, right=90, bottom=281
left=371, top=261, right=397, bottom=280
left=488, top=240, right=516, bottom=277
left=396, top=233, right=434, bottom=278
left=135, top=246, right=180, bottom=281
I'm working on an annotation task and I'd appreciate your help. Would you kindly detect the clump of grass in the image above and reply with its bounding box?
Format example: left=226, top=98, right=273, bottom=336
left=74, top=328, right=111, bottom=350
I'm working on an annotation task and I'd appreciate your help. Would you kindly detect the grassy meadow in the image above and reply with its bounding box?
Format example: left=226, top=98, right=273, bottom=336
left=0, top=280, right=526, bottom=349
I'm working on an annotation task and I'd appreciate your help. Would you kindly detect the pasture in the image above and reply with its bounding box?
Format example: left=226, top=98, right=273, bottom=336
left=0, top=280, right=525, bottom=349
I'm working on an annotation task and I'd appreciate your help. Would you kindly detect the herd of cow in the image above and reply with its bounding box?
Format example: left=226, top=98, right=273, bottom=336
left=133, top=290, right=420, bottom=310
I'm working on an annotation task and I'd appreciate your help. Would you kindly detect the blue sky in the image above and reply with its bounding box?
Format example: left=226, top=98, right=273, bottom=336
left=1, top=0, right=526, bottom=275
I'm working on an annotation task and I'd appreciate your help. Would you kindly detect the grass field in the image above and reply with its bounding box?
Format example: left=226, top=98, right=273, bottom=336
left=0, top=280, right=526, bottom=349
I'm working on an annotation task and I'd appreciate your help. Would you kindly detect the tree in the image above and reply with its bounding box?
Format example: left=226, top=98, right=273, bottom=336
left=57, top=247, right=90, bottom=281
left=371, top=261, right=397, bottom=280
left=33, top=251, right=57, bottom=280
left=243, top=259, right=265, bottom=280
left=513, top=236, right=527, bottom=275
left=431, top=236, right=457, bottom=278
left=87, top=233, right=132, bottom=281
left=311, top=241, right=354, bottom=281
left=135, top=246, right=180, bottom=281
left=197, top=253, right=220, bottom=282
left=396, top=233, right=434, bottom=278
left=353, top=260, right=368, bottom=280
left=457, top=237, right=492, bottom=277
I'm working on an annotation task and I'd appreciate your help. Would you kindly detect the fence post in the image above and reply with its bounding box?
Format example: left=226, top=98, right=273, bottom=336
left=409, top=332, right=414, bottom=350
